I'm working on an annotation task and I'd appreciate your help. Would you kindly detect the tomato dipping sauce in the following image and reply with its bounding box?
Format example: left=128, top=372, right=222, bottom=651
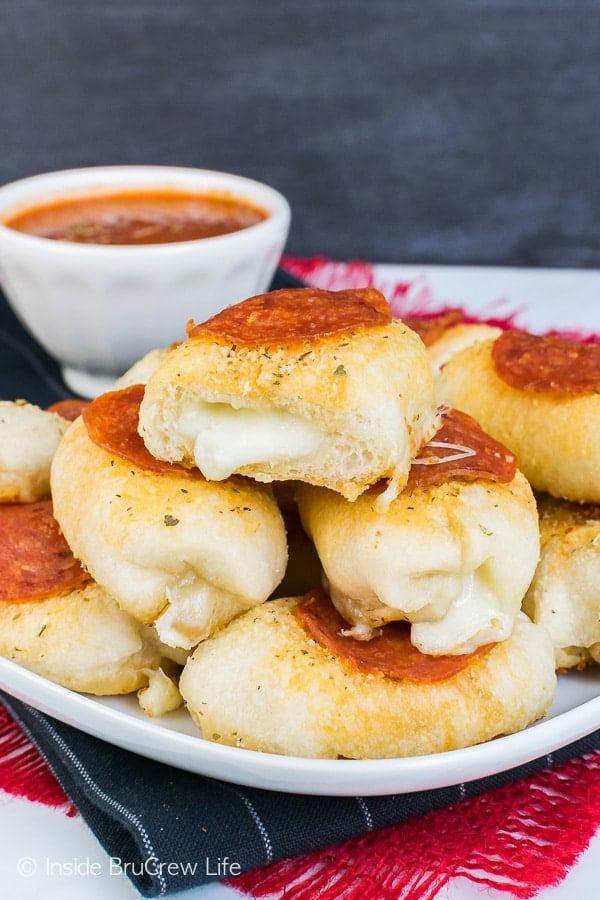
left=3, top=189, right=268, bottom=245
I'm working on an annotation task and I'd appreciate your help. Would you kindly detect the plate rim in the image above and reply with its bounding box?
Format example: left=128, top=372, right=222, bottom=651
left=1, top=655, right=599, bottom=797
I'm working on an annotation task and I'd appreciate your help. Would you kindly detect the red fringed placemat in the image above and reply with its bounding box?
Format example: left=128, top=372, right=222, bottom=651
left=230, top=749, right=600, bottom=899
left=282, top=256, right=418, bottom=303
left=0, top=704, right=74, bottom=812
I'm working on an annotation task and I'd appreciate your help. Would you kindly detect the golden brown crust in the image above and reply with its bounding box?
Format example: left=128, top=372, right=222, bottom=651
left=0, top=581, right=170, bottom=695
left=179, top=598, right=556, bottom=759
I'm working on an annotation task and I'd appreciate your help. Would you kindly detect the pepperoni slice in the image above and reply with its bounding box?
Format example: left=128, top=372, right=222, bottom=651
left=403, top=309, right=465, bottom=347
left=46, top=398, right=90, bottom=421
left=187, top=287, right=392, bottom=345
left=0, top=501, right=90, bottom=602
left=294, top=590, right=493, bottom=682
left=491, top=329, right=600, bottom=394
left=82, top=384, right=202, bottom=477
left=401, top=408, right=517, bottom=491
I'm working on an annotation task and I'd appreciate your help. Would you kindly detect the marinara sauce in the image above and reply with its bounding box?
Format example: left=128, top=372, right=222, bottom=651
left=3, top=189, right=268, bottom=245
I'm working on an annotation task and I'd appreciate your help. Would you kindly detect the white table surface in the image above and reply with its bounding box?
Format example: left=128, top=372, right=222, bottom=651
left=1, top=789, right=598, bottom=899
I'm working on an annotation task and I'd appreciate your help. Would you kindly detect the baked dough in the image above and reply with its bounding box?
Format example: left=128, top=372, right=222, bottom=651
left=138, top=290, right=439, bottom=502
left=523, top=495, right=600, bottom=669
left=113, top=347, right=169, bottom=389
left=0, top=400, right=69, bottom=502
left=0, top=580, right=181, bottom=708
left=436, top=337, right=600, bottom=502
left=426, top=323, right=502, bottom=378
left=179, top=598, right=556, bottom=759
left=50, top=415, right=288, bottom=649
left=296, top=469, right=539, bottom=655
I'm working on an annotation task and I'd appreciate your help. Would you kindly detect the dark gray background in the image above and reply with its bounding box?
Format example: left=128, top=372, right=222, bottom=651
left=2, top=1, right=599, bottom=267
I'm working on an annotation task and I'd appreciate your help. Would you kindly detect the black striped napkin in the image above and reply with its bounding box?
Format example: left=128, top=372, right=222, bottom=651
left=3, top=695, right=599, bottom=897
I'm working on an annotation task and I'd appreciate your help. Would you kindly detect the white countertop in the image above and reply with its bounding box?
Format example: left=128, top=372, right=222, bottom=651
left=2, top=790, right=597, bottom=899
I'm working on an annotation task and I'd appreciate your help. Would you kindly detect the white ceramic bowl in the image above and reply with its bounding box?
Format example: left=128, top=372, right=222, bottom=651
left=0, top=166, right=291, bottom=397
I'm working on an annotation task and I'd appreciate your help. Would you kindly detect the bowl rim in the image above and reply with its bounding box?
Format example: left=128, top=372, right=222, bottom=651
left=0, top=164, right=291, bottom=252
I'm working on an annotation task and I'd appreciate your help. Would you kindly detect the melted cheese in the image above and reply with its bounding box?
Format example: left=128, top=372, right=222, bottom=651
left=331, top=565, right=515, bottom=656
left=157, top=576, right=240, bottom=649
left=410, top=571, right=512, bottom=655
left=137, top=667, right=183, bottom=716
left=179, top=403, right=325, bottom=480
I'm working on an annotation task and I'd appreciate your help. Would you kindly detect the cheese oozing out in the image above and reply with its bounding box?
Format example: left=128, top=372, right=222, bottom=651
left=409, top=569, right=513, bottom=655
left=178, top=403, right=325, bottom=480
left=331, top=562, right=515, bottom=656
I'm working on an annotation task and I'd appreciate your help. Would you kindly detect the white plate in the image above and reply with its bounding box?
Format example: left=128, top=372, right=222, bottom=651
left=1, top=655, right=599, bottom=797
left=2, top=262, right=600, bottom=797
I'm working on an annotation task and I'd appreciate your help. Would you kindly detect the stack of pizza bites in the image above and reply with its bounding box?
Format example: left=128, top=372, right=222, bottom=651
left=123, top=285, right=556, bottom=759
left=0, top=400, right=181, bottom=714
left=433, top=324, right=600, bottom=671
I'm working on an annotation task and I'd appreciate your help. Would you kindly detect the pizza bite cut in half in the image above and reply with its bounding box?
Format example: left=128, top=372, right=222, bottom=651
left=138, top=287, right=440, bottom=504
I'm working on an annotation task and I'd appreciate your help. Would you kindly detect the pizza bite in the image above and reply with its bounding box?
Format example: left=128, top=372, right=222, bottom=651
left=137, top=287, right=440, bottom=503
left=50, top=385, right=288, bottom=650
left=436, top=329, right=600, bottom=502
left=0, top=499, right=182, bottom=712
left=0, top=400, right=69, bottom=502
left=523, top=495, right=600, bottom=670
left=179, top=592, right=556, bottom=759
left=296, top=409, right=539, bottom=656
